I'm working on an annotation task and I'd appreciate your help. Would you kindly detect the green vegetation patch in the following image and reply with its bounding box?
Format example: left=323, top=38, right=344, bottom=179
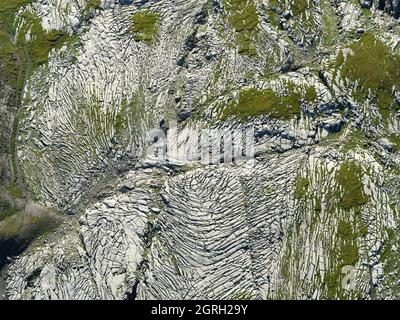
left=279, top=159, right=371, bottom=299
left=361, top=7, right=372, bottom=18
left=321, top=2, right=341, bottom=47
left=337, top=220, right=352, bottom=237
left=0, top=212, right=60, bottom=240
left=0, top=28, right=19, bottom=87
left=337, top=219, right=361, bottom=263
left=130, top=11, right=160, bottom=43
left=0, top=0, right=31, bottom=29
left=222, top=0, right=259, bottom=56
left=380, top=228, right=397, bottom=273
left=2, top=7, right=73, bottom=86
left=17, top=11, right=72, bottom=68
left=294, top=176, right=310, bottom=199
left=292, top=0, right=316, bottom=29
left=338, top=222, right=360, bottom=266
left=225, top=0, right=259, bottom=32
left=221, top=82, right=316, bottom=120
left=84, top=0, right=101, bottom=12
left=291, top=0, right=309, bottom=15
left=335, top=162, right=369, bottom=211
left=221, top=87, right=303, bottom=120
left=6, top=183, right=23, bottom=198
left=0, top=199, right=19, bottom=221
left=341, top=129, right=367, bottom=152
left=389, top=133, right=400, bottom=152
left=337, top=33, right=400, bottom=118
left=324, top=218, right=361, bottom=298
left=266, top=0, right=279, bottom=27
left=341, top=242, right=359, bottom=265
left=0, top=0, right=33, bottom=87
left=282, top=158, right=372, bottom=299
left=304, top=85, right=317, bottom=102
left=267, top=0, right=315, bottom=30
left=318, top=127, right=370, bottom=153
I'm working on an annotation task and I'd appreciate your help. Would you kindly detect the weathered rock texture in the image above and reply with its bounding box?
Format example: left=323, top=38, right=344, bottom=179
left=1, top=0, right=400, bottom=300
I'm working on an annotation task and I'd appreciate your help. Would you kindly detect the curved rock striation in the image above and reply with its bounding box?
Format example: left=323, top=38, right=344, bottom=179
left=2, top=0, right=400, bottom=300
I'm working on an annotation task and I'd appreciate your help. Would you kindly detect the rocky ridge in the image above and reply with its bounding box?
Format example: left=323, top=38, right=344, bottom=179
left=1, top=0, right=400, bottom=299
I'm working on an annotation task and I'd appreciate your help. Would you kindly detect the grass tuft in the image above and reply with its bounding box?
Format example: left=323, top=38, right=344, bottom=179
left=220, top=81, right=316, bottom=120
left=337, top=33, right=400, bottom=119
left=335, top=162, right=369, bottom=211
left=222, top=0, right=259, bottom=56
left=294, top=176, right=310, bottom=199
left=130, top=11, right=160, bottom=43
left=84, top=0, right=101, bottom=12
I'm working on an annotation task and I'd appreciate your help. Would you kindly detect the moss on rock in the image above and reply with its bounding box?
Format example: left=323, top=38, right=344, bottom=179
left=335, top=162, right=369, bottom=211
left=222, top=0, right=259, bottom=56
left=130, top=10, right=160, bottom=43
left=337, top=33, right=400, bottom=119
left=221, top=86, right=304, bottom=120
